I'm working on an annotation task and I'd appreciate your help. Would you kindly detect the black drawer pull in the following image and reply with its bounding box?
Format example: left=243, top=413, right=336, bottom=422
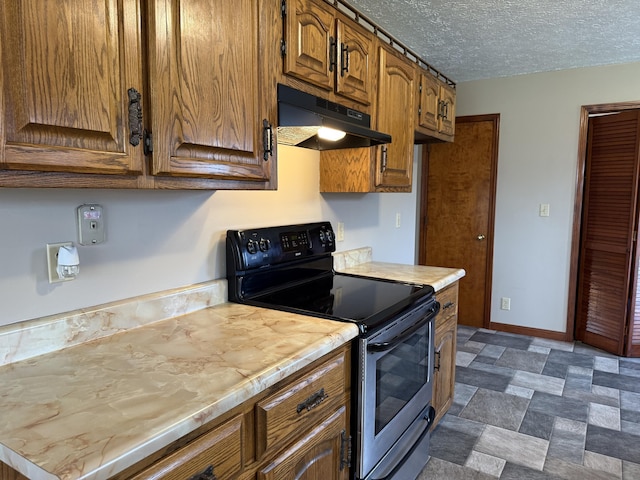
left=188, top=465, right=217, bottom=480
left=297, top=388, right=328, bottom=413
left=443, top=301, right=455, bottom=310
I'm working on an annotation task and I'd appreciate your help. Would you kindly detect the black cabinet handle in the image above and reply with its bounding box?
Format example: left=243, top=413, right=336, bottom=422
left=434, top=350, right=441, bottom=371
left=296, top=388, right=328, bottom=413
left=188, top=465, right=217, bottom=480
left=262, top=119, right=273, bottom=161
left=329, top=36, right=337, bottom=72
left=340, top=43, right=349, bottom=76
left=443, top=301, right=455, bottom=310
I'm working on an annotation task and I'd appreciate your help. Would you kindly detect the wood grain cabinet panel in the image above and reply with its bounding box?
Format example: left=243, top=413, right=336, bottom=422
left=283, top=0, right=374, bottom=106
left=0, top=0, right=276, bottom=189
left=147, top=0, right=274, bottom=182
left=130, top=414, right=243, bottom=480
left=432, top=282, right=458, bottom=427
left=257, top=406, right=349, bottom=480
left=416, top=71, right=456, bottom=142
left=374, top=45, right=416, bottom=190
left=0, top=0, right=145, bottom=175
left=256, top=351, right=346, bottom=458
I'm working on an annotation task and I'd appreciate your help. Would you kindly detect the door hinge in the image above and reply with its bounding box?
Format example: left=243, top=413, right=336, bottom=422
left=280, top=39, right=286, bottom=57
left=143, top=131, right=153, bottom=155
left=281, top=0, right=287, bottom=18
left=340, top=430, right=352, bottom=471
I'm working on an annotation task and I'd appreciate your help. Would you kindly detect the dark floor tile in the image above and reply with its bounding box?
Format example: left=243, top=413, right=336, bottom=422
left=547, top=349, right=594, bottom=369
left=473, top=355, right=498, bottom=365
left=586, top=424, right=640, bottom=463
left=495, top=348, right=548, bottom=374
left=562, top=388, right=619, bottom=408
left=459, top=388, right=530, bottom=431
left=542, top=362, right=569, bottom=379
left=519, top=409, right=555, bottom=440
left=455, top=365, right=512, bottom=392
left=501, top=462, right=560, bottom=479
left=564, top=372, right=593, bottom=392
left=621, top=409, right=640, bottom=424
left=593, top=370, right=640, bottom=393
left=620, top=367, right=640, bottom=378
left=529, top=391, right=589, bottom=423
left=620, top=390, right=640, bottom=411
left=419, top=457, right=495, bottom=480
left=429, top=424, right=479, bottom=465
left=620, top=358, right=640, bottom=371
left=469, top=331, right=532, bottom=351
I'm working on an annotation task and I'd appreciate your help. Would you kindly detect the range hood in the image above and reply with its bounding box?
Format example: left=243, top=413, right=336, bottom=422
left=277, top=84, right=392, bottom=150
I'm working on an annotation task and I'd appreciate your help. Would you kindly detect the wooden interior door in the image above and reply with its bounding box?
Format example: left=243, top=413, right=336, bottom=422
left=576, top=110, right=640, bottom=355
left=419, top=115, right=499, bottom=328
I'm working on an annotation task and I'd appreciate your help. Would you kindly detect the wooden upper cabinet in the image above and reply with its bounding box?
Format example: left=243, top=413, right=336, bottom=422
left=283, top=0, right=373, bottom=106
left=0, top=0, right=145, bottom=175
left=334, top=19, right=373, bottom=105
left=147, top=0, right=274, bottom=182
left=374, top=45, right=416, bottom=189
left=416, top=70, right=456, bottom=141
left=319, top=43, right=417, bottom=193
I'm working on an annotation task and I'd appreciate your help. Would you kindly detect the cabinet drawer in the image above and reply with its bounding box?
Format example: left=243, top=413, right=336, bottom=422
left=256, top=351, right=346, bottom=457
left=130, top=414, right=243, bottom=480
left=436, top=283, right=459, bottom=323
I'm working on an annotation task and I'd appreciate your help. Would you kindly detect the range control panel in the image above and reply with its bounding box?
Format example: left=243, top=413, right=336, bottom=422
left=226, top=222, right=336, bottom=271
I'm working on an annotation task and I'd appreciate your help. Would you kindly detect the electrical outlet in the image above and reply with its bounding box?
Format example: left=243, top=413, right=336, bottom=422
left=46, top=242, right=75, bottom=283
left=395, top=213, right=401, bottom=228
left=500, top=297, right=511, bottom=311
left=336, top=222, right=345, bottom=242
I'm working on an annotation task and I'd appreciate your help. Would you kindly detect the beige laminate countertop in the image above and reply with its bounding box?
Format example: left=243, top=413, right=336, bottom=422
left=0, top=303, right=358, bottom=480
left=0, top=260, right=464, bottom=480
left=337, top=261, right=465, bottom=292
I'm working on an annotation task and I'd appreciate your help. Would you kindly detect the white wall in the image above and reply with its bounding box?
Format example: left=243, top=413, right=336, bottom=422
left=0, top=145, right=420, bottom=327
left=456, top=61, right=640, bottom=333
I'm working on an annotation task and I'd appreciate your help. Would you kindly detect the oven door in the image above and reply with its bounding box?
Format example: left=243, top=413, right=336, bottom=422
left=356, top=299, right=438, bottom=479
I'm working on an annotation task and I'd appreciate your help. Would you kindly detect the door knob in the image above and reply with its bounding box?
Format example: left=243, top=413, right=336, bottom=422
left=477, top=234, right=486, bottom=241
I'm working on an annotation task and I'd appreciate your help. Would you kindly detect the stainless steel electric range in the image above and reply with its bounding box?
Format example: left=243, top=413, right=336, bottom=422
left=226, top=222, right=439, bottom=480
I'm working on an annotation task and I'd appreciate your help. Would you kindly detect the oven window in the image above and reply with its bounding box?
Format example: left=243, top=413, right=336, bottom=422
left=375, top=325, right=430, bottom=434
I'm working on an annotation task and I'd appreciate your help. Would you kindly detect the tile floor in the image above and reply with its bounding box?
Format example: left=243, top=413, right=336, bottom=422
left=418, top=326, right=640, bottom=479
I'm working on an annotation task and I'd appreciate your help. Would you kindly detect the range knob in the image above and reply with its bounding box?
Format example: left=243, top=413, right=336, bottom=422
left=259, top=238, right=271, bottom=252
left=326, top=230, right=333, bottom=242
left=319, top=231, right=326, bottom=243
left=246, top=239, right=258, bottom=254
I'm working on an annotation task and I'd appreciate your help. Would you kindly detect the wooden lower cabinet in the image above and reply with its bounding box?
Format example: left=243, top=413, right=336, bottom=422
left=257, top=407, right=348, bottom=480
left=432, top=282, right=459, bottom=427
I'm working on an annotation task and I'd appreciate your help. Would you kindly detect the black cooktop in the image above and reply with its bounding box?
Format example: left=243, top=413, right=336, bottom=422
left=226, top=222, right=435, bottom=333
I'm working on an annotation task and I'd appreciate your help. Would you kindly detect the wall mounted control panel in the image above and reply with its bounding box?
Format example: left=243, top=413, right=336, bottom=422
left=77, top=204, right=105, bottom=245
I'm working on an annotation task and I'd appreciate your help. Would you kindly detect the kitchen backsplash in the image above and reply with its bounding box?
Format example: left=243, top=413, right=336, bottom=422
left=0, top=280, right=227, bottom=366
left=0, top=247, right=372, bottom=367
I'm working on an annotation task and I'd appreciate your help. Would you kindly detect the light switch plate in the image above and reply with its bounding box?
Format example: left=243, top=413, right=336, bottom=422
left=77, top=204, right=105, bottom=245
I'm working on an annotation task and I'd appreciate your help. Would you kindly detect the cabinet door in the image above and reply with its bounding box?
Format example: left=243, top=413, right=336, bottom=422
left=148, top=0, right=273, bottom=182
left=374, top=46, right=416, bottom=189
left=258, top=407, right=349, bottom=480
left=433, top=315, right=457, bottom=427
left=439, top=83, right=456, bottom=137
left=283, top=0, right=335, bottom=92
left=335, top=19, right=373, bottom=105
left=0, top=0, right=144, bottom=175
left=418, top=72, right=440, bottom=133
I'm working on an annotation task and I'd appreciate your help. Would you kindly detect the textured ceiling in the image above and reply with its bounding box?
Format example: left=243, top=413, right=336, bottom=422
left=342, top=0, right=640, bottom=82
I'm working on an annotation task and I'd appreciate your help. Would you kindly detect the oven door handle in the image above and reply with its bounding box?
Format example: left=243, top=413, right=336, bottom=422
left=367, top=302, right=440, bottom=352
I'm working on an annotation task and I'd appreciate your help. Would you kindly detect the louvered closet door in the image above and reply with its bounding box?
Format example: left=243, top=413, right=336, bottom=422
left=576, top=110, right=640, bottom=355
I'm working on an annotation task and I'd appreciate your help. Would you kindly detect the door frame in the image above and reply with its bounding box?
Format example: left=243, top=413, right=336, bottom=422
left=567, top=101, right=640, bottom=343
left=418, top=114, right=500, bottom=329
